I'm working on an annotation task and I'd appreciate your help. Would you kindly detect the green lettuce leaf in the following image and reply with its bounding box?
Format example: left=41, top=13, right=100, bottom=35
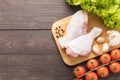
left=66, top=0, right=82, bottom=6
left=66, top=0, right=120, bottom=29
left=66, top=0, right=74, bottom=6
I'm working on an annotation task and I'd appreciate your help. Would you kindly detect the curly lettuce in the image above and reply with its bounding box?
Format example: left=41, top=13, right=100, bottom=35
left=66, top=0, right=120, bottom=29
left=66, top=0, right=82, bottom=6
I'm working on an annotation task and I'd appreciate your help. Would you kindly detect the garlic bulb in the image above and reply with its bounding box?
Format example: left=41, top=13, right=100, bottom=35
left=92, top=44, right=100, bottom=55
left=96, top=37, right=105, bottom=44
left=102, top=43, right=109, bottom=52
left=106, top=30, right=120, bottom=41
left=106, top=30, right=120, bottom=47
left=109, top=37, right=120, bottom=47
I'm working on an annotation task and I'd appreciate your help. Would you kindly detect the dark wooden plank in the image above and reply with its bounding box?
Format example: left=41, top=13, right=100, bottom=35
left=0, top=30, right=59, bottom=55
left=0, top=0, right=79, bottom=29
left=3, top=55, right=74, bottom=80
left=7, top=56, right=73, bottom=80
left=0, top=0, right=119, bottom=80
left=7, top=55, right=120, bottom=80
left=0, top=56, right=8, bottom=80
left=0, top=55, right=118, bottom=80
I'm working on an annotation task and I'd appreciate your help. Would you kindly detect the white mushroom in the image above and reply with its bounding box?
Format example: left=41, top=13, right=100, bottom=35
left=96, top=37, right=105, bottom=44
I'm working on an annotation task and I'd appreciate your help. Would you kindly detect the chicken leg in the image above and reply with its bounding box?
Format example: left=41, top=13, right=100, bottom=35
left=58, top=10, right=88, bottom=48
left=66, top=27, right=102, bottom=57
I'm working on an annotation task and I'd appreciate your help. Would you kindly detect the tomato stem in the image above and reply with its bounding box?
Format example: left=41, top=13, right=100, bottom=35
left=114, top=67, right=117, bottom=71
left=114, top=52, right=117, bottom=59
left=76, top=68, right=79, bottom=72
left=101, top=72, right=104, bottom=77
left=90, top=78, right=94, bottom=80
left=104, top=56, right=108, bottom=60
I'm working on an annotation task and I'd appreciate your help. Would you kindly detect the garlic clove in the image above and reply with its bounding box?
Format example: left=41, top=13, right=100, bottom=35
left=92, top=44, right=100, bottom=55
left=106, top=30, right=113, bottom=41
left=102, top=43, right=109, bottom=52
left=96, top=37, right=105, bottom=44
left=106, top=30, right=112, bottom=36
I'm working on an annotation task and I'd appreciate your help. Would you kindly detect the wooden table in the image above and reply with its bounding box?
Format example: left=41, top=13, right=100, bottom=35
left=0, top=0, right=119, bottom=80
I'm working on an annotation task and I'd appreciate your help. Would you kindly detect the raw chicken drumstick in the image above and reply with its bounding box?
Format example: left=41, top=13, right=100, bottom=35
left=66, top=27, right=102, bottom=57
left=58, top=10, right=88, bottom=48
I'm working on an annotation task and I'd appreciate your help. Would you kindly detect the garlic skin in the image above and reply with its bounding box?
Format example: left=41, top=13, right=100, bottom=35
left=106, top=30, right=120, bottom=47
left=109, top=37, right=120, bottom=47
left=96, top=37, right=105, bottom=44
left=106, top=30, right=120, bottom=41
left=102, top=43, right=109, bottom=52
left=92, top=45, right=100, bottom=55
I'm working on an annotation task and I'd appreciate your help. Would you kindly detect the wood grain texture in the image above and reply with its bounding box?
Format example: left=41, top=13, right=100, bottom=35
left=0, top=55, right=74, bottom=80
left=0, top=30, right=59, bottom=55
left=0, top=55, right=119, bottom=80
left=0, top=0, right=79, bottom=29
left=0, top=0, right=119, bottom=80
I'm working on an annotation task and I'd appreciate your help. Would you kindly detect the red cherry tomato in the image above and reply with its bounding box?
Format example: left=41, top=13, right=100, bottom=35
left=74, top=66, right=86, bottom=77
left=85, top=72, right=98, bottom=80
left=109, top=62, right=120, bottom=74
left=76, top=78, right=83, bottom=80
left=110, top=49, right=120, bottom=60
left=97, top=66, right=109, bottom=78
left=87, top=59, right=99, bottom=70
left=100, top=53, right=111, bottom=64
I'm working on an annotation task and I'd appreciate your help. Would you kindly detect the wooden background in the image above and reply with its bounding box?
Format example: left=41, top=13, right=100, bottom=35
left=0, top=0, right=119, bottom=80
